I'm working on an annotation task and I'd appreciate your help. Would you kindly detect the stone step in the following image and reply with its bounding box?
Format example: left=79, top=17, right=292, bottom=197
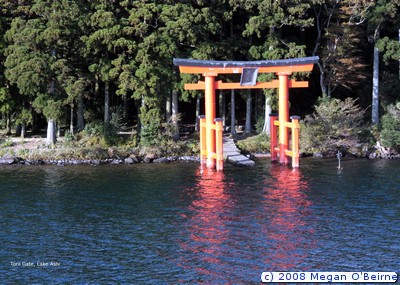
left=223, top=138, right=255, bottom=167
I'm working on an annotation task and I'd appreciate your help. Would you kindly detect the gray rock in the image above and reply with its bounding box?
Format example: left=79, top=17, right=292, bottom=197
left=313, top=152, right=323, bottom=158
left=179, top=156, right=198, bottom=162
left=153, top=157, right=169, bottom=163
left=91, top=160, right=101, bottom=165
left=110, top=159, right=123, bottom=165
left=124, top=157, right=138, bottom=164
left=143, top=157, right=152, bottom=163
left=0, top=158, right=15, bottom=165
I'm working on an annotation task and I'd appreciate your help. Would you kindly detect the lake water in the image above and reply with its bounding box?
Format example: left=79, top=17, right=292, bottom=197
left=1, top=158, right=399, bottom=284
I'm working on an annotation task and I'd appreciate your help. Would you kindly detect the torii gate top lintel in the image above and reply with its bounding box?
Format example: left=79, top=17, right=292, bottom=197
left=173, top=56, right=319, bottom=74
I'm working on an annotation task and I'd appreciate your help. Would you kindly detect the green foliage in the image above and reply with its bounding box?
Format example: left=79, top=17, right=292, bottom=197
left=81, top=108, right=127, bottom=147
left=107, top=106, right=126, bottom=134
left=381, top=103, right=400, bottom=151
left=237, top=133, right=270, bottom=154
left=0, top=137, right=13, bottom=148
left=15, top=107, right=32, bottom=125
left=139, top=105, right=162, bottom=147
left=64, top=130, right=74, bottom=143
left=377, top=37, right=400, bottom=63
left=301, top=97, right=366, bottom=154
left=84, top=121, right=104, bottom=137
left=0, top=87, right=12, bottom=114
left=255, top=114, right=265, bottom=134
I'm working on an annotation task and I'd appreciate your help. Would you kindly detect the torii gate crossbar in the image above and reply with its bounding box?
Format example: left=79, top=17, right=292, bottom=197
left=173, top=56, right=319, bottom=170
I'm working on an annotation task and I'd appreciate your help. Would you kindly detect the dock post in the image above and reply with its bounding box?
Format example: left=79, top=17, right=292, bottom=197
left=290, top=115, right=300, bottom=168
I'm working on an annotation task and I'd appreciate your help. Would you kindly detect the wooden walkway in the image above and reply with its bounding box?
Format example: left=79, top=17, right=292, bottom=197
left=223, top=137, right=255, bottom=167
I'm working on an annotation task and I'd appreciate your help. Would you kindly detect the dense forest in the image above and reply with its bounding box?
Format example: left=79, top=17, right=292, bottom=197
left=0, top=0, right=399, bottom=156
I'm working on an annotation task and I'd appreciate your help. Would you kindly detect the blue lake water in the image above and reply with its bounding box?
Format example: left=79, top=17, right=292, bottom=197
left=0, top=158, right=399, bottom=284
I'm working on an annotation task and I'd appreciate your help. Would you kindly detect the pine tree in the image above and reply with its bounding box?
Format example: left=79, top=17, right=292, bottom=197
left=4, top=13, right=51, bottom=139
left=82, top=0, right=125, bottom=131
left=237, top=0, right=314, bottom=133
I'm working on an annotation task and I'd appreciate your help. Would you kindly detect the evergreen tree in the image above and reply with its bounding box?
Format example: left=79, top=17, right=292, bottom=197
left=4, top=14, right=51, bottom=138
left=0, top=7, right=12, bottom=133
left=82, top=0, right=125, bottom=131
left=319, top=0, right=368, bottom=96
left=238, top=0, right=314, bottom=133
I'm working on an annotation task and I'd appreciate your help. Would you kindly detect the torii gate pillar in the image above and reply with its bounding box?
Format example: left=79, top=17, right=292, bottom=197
left=204, top=74, right=217, bottom=168
left=278, top=72, right=290, bottom=165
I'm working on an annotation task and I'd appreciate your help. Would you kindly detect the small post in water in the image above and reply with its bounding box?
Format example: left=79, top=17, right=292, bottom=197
left=336, top=150, right=343, bottom=170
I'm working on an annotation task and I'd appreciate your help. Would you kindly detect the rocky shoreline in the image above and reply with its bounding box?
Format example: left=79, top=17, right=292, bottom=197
left=0, top=154, right=200, bottom=166
left=1, top=138, right=398, bottom=167
left=1, top=150, right=399, bottom=167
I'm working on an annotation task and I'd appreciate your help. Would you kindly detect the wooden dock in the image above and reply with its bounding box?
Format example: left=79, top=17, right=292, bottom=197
left=223, top=137, right=255, bottom=167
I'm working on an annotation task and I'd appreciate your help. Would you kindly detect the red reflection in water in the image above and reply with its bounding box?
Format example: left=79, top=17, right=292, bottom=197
left=263, top=165, right=314, bottom=271
left=178, top=166, right=230, bottom=277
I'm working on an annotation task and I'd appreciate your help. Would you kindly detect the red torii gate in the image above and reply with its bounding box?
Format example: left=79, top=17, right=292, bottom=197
left=173, top=56, right=319, bottom=170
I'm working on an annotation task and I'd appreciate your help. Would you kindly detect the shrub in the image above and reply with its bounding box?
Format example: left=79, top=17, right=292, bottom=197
left=237, top=133, right=270, bottom=154
left=84, top=121, right=104, bottom=137
left=301, top=96, right=366, bottom=154
left=0, top=138, right=13, bottom=148
left=139, top=107, right=162, bottom=147
left=381, top=103, right=400, bottom=151
left=64, top=130, right=74, bottom=142
left=80, top=106, right=128, bottom=147
left=107, top=106, right=127, bottom=136
left=255, top=114, right=265, bottom=134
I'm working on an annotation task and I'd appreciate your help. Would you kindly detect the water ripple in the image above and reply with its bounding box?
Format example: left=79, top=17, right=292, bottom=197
left=1, top=159, right=399, bottom=283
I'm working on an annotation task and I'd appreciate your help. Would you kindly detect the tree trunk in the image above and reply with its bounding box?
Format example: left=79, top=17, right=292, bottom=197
left=46, top=119, right=57, bottom=147
left=262, top=96, right=272, bottom=134
left=57, top=121, right=61, bottom=138
left=165, top=91, right=171, bottom=122
left=171, top=89, right=179, bottom=140
left=6, top=111, right=11, bottom=135
left=122, top=93, right=128, bottom=121
left=77, top=94, right=84, bottom=131
left=317, top=62, right=328, bottom=97
left=21, top=123, right=26, bottom=139
left=312, top=7, right=328, bottom=97
left=136, top=98, right=142, bottom=136
left=230, top=89, right=236, bottom=135
left=219, top=91, right=226, bottom=130
left=15, top=124, right=21, bottom=137
left=70, top=105, right=74, bottom=135
left=372, top=46, right=379, bottom=125
left=195, top=95, right=200, bottom=132
left=104, top=81, right=110, bottom=128
left=30, top=101, right=37, bottom=134
left=245, top=90, right=252, bottom=133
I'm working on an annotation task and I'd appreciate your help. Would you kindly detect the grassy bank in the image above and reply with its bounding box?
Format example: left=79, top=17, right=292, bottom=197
left=0, top=132, right=199, bottom=164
